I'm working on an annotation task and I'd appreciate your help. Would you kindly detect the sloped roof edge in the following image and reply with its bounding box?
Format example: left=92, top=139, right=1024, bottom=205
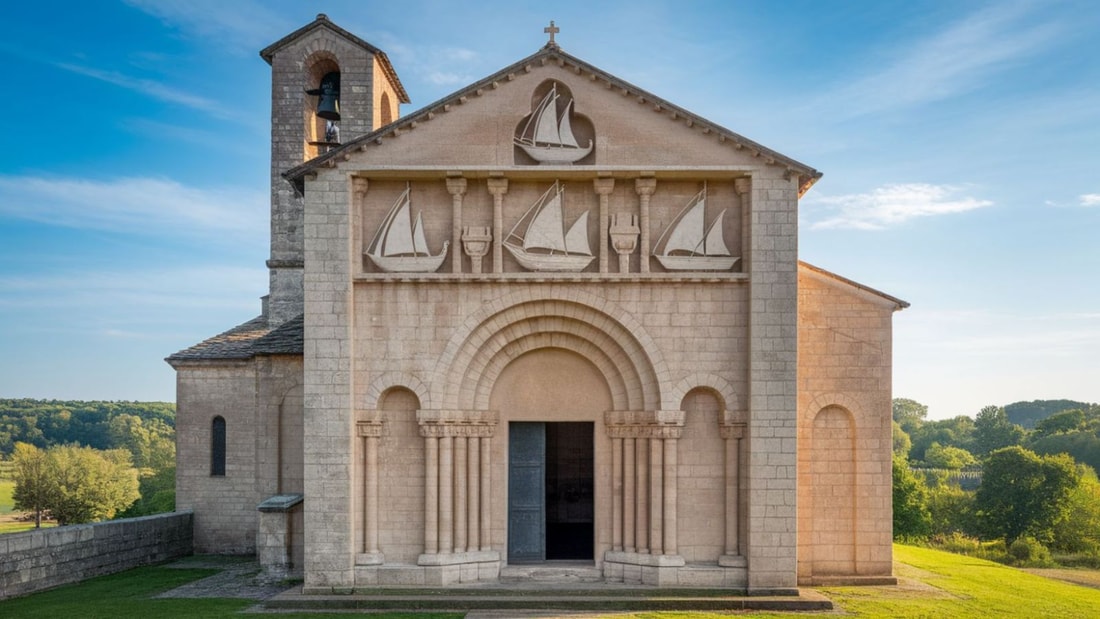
left=799, top=261, right=910, bottom=310
left=165, top=314, right=305, bottom=366
left=285, top=44, right=822, bottom=194
left=259, top=14, right=409, bottom=104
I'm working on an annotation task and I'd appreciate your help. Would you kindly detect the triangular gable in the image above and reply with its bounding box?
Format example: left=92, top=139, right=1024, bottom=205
left=286, top=44, right=821, bottom=195
left=799, top=261, right=909, bottom=311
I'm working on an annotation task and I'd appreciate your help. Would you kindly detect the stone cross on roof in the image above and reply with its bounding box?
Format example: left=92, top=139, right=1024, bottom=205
left=544, top=20, right=560, bottom=47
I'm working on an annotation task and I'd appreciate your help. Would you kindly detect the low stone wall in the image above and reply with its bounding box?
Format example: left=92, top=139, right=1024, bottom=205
left=0, top=510, right=193, bottom=600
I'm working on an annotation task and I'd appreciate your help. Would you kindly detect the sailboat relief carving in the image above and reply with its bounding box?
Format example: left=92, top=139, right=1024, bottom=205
left=652, top=184, right=740, bottom=271
left=504, top=181, right=594, bottom=272
left=365, top=184, right=449, bottom=272
left=514, top=81, right=593, bottom=165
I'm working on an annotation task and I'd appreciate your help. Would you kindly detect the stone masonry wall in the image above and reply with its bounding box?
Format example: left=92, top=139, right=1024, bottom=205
left=267, top=25, right=377, bottom=326
left=796, top=267, right=898, bottom=584
left=175, top=363, right=260, bottom=554
left=0, top=511, right=193, bottom=601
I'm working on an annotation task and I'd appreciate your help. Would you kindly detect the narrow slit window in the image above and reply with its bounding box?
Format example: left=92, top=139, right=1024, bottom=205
left=211, top=416, right=226, bottom=476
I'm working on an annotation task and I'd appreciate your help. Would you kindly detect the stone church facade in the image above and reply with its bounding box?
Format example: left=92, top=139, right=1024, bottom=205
left=168, top=15, right=906, bottom=593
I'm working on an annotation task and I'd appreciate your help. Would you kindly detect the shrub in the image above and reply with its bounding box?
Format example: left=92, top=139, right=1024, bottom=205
left=1008, top=536, right=1054, bottom=567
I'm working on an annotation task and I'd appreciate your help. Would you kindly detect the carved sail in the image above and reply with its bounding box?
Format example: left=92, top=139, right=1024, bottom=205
left=366, top=185, right=449, bottom=273
left=504, top=182, right=594, bottom=272
left=515, top=83, right=593, bottom=164
left=653, top=187, right=739, bottom=271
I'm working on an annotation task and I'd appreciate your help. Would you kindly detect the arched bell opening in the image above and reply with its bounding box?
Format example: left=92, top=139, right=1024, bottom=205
left=304, top=55, right=341, bottom=158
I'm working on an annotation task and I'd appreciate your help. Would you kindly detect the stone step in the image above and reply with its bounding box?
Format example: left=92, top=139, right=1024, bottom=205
left=500, top=564, right=604, bottom=583
left=262, top=586, right=834, bottom=613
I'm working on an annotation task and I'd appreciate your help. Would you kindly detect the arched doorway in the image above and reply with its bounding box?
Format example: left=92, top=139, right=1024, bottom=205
left=490, top=348, right=611, bottom=563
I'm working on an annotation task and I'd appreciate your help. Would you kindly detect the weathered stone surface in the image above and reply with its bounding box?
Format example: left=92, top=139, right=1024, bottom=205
left=0, top=512, right=193, bottom=601
left=171, top=14, right=904, bottom=594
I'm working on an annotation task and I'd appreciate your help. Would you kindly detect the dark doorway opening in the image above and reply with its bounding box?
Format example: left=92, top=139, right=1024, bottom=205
left=508, top=422, right=594, bottom=562
left=546, top=422, right=594, bottom=560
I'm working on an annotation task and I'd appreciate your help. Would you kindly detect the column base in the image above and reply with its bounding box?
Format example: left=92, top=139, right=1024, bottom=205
left=355, top=552, right=384, bottom=566
left=352, top=552, right=501, bottom=587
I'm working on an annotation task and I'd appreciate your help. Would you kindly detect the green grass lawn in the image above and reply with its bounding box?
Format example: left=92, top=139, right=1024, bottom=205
left=0, top=478, right=56, bottom=533
left=1, top=544, right=1099, bottom=617
left=0, top=479, right=15, bottom=514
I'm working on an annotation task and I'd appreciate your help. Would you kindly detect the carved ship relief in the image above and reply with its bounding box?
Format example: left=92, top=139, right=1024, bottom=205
left=653, top=184, right=740, bottom=271
left=365, top=184, right=449, bottom=272
left=504, top=181, right=594, bottom=272
left=514, top=82, right=593, bottom=164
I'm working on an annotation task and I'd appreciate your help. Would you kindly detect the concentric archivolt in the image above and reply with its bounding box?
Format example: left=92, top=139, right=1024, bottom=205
left=434, top=290, right=667, bottom=411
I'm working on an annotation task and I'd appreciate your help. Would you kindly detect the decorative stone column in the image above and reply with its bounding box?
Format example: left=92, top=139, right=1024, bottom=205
left=735, top=177, right=751, bottom=274
left=416, top=410, right=501, bottom=585
left=635, top=177, right=657, bottom=273
left=594, top=176, right=615, bottom=273
left=486, top=176, right=508, bottom=273
left=604, top=410, right=685, bottom=586
left=720, top=409, right=748, bottom=567
left=356, top=412, right=384, bottom=564
left=353, top=177, right=369, bottom=271
left=446, top=174, right=467, bottom=273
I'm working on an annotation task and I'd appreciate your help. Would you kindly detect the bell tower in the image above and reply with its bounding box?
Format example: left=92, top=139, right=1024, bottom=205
left=259, top=14, right=409, bottom=325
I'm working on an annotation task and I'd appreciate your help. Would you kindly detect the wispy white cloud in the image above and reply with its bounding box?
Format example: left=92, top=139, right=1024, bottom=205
left=123, top=0, right=293, bottom=53
left=0, top=175, right=266, bottom=241
left=1080, top=193, right=1100, bottom=206
left=813, top=3, right=1063, bottom=119
left=54, top=61, right=235, bottom=119
left=803, top=183, right=993, bottom=230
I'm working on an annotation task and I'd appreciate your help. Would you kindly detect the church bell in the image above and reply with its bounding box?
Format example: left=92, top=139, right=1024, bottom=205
left=308, top=71, right=341, bottom=121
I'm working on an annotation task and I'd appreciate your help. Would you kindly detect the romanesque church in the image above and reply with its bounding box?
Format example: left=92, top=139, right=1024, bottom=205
left=169, top=14, right=906, bottom=593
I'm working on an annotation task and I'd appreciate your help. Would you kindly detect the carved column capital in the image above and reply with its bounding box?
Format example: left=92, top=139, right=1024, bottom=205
left=417, top=409, right=499, bottom=438
left=720, top=424, right=746, bottom=440
left=486, top=177, right=509, bottom=196
left=734, top=177, right=751, bottom=196
left=356, top=410, right=385, bottom=437
left=593, top=177, right=615, bottom=195
left=446, top=175, right=468, bottom=196
left=605, top=410, right=684, bottom=439
left=634, top=177, right=657, bottom=196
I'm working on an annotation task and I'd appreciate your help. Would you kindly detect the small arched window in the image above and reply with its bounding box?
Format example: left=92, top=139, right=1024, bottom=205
left=380, top=92, right=393, bottom=126
left=211, top=416, right=226, bottom=476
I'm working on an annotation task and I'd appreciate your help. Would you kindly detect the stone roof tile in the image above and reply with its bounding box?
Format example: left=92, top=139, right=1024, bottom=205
left=165, top=314, right=304, bottom=364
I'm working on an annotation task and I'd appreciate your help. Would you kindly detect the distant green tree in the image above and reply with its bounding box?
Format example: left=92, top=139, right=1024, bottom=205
left=893, top=421, right=912, bottom=458
left=972, top=405, right=1025, bottom=457
left=107, top=414, right=175, bottom=473
left=924, top=442, right=977, bottom=470
left=893, top=455, right=931, bottom=539
left=46, top=445, right=141, bottom=525
left=925, top=474, right=976, bottom=537
left=893, top=398, right=929, bottom=435
left=976, top=446, right=1079, bottom=544
left=1051, top=466, right=1100, bottom=554
left=1030, top=431, right=1100, bottom=478
left=11, top=442, right=52, bottom=527
left=119, top=465, right=176, bottom=518
left=1005, top=399, right=1094, bottom=429
left=1032, top=409, right=1087, bottom=438
left=13, top=444, right=140, bottom=525
left=910, top=415, right=975, bottom=462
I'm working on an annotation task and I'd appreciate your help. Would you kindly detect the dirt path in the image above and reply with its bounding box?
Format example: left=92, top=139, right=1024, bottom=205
left=1025, top=568, right=1100, bottom=590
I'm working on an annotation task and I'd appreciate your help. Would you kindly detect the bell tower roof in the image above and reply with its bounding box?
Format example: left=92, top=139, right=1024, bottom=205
left=260, top=13, right=409, bottom=104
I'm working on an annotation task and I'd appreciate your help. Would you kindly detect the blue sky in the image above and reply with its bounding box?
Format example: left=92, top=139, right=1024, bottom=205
left=0, top=1, right=1097, bottom=420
